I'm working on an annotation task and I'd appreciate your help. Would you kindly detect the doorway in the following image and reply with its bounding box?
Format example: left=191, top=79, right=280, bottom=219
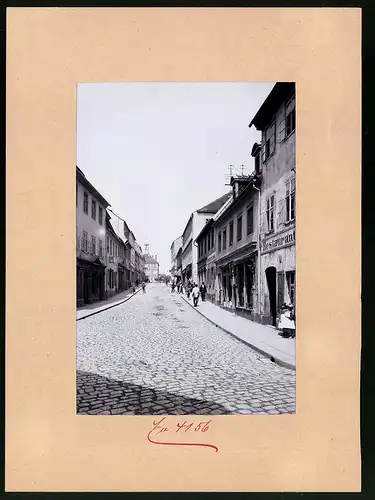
left=265, top=266, right=277, bottom=326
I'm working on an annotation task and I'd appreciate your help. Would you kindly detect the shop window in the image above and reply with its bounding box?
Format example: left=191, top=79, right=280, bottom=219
left=266, top=195, right=275, bottom=233
left=229, top=221, right=234, bottom=246
left=237, top=214, right=243, bottom=241
left=223, top=228, right=227, bottom=250
left=83, top=192, right=89, bottom=214
left=247, top=204, right=254, bottom=235
left=285, top=177, right=296, bottom=223
left=286, top=271, right=296, bottom=305
left=91, top=200, right=97, bottom=220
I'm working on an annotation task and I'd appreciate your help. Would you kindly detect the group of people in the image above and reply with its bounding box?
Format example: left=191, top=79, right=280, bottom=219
left=169, top=279, right=207, bottom=307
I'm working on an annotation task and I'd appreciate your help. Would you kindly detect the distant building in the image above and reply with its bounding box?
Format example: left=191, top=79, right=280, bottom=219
left=249, top=82, right=296, bottom=326
left=76, top=167, right=109, bottom=307
left=170, top=236, right=183, bottom=280
left=181, top=193, right=231, bottom=285
left=105, top=213, right=121, bottom=298
left=144, top=254, right=160, bottom=282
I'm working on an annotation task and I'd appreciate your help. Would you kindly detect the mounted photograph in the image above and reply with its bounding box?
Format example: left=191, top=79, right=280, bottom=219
left=76, top=82, right=296, bottom=416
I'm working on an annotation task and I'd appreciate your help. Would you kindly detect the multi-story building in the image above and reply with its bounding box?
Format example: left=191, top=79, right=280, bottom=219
left=76, top=167, right=109, bottom=307
left=144, top=254, right=160, bottom=282
left=196, top=193, right=233, bottom=303
left=181, top=193, right=231, bottom=285
left=105, top=213, right=120, bottom=298
left=249, top=82, right=296, bottom=326
left=211, top=173, right=261, bottom=319
left=170, top=236, right=183, bottom=280
left=134, top=241, right=144, bottom=285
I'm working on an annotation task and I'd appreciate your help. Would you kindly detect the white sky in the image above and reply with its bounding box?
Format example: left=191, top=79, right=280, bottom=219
left=77, top=82, right=275, bottom=274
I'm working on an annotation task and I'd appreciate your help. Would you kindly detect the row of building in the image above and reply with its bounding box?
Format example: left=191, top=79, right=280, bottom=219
left=170, top=82, right=296, bottom=327
left=76, top=167, right=159, bottom=307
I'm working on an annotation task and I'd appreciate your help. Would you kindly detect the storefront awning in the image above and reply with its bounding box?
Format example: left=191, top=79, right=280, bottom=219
left=215, top=242, right=257, bottom=268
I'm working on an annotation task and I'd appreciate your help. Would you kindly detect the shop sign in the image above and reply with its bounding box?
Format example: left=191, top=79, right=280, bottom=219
left=261, top=229, right=295, bottom=254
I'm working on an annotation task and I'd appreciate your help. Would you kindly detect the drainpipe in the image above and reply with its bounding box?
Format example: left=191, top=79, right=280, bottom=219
left=252, top=184, right=262, bottom=320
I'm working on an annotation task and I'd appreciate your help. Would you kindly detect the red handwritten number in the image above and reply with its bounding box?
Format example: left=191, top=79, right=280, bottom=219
left=201, top=420, right=211, bottom=432
left=148, top=417, right=219, bottom=452
left=176, top=421, right=194, bottom=433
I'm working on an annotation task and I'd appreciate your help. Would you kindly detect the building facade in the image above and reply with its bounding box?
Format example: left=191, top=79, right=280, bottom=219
left=76, top=167, right=109, bottom=307
left=170, top=236, right=183, bottom=279
left=249, top=82, right=296, bottom=326
left=105, top=213, right=120, bottom=298
left=181, top=193, right=231, bottom=285
left=144, top=254, right=160, bottom=282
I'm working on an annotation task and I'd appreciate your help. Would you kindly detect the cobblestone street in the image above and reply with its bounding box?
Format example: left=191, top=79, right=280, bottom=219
left=77, top=283, right=296, bottom=415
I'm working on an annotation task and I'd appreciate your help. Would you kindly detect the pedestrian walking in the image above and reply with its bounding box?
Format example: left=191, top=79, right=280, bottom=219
left=192, top=283, right=200, bottom=307
left=200, top=282, right=207, bottom=301
left=132, top=283, right=136, bottom=294
left=142, top=281, right=146, bottom=294
left=171, top=281, right=176, bottom=293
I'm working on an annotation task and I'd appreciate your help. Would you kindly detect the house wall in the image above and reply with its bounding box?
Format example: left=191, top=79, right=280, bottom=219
left=259, top=92, right=296, bottom=325
left=76, top=181, right=107, bottom=259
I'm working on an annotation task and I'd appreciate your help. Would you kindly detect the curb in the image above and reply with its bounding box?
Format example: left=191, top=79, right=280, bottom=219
left=181, top=295, right=295, bottom=371
left=76, top=286, right=144, bottom=321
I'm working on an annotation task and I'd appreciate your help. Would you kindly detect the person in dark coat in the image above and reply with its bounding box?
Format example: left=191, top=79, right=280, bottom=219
left=200, top=282, right=207, bottom=301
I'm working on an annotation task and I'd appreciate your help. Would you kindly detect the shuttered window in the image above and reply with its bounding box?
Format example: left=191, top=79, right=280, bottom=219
left=247, top=204, right=254, bottom=235
left=262, top=121, right=276, bottom=162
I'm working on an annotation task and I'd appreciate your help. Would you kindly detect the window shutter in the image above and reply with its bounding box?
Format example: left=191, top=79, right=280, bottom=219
left=278, top=199, right=285, bottom=226
left=278, top=118, right=285, bottom=143
left=261, top=142, right=266, bottom=163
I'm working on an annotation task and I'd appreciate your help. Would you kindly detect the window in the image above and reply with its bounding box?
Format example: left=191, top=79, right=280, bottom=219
left=247, top=204, right=254, bottom=235
left=266, top=195, right=275, bottom=233
left=285, top=177, right=296, bottom=222
left=106, top=237, right=109, bottom=253
left=99, top=206, right=103, bottom=225
left=263, top=121, right=276, bottom=161
left=285, top=97, right=296, bottom=137
left=204, top=237, right=207, bottom=255
left=91, top=236, right=96, bottom=255
left=237, top=214, right=243, bottom=241
left=211, top=230, right=214, bottom=248
left=222, top=228, right=227, bottom=250
left=286, top=270, right=296, bottom=305
left=83, top=192, right=89, bottom=214
left=91, top=200, right=96, bottom=220
left=255, top=153, right=260, bottom=173
left=82, top=231, right=88, bottom=252
left=218, top=232, right=222, bottom=253
left=99, top=239, right=103, bottom=258
left=229, top=221, right=234, bottom=246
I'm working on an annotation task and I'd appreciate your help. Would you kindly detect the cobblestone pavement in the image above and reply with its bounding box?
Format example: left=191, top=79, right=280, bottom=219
left=76, top=283, right=296, bottom=415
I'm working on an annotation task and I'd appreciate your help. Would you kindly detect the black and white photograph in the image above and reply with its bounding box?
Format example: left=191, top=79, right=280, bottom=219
left=76, top=82, right=296, bottom=416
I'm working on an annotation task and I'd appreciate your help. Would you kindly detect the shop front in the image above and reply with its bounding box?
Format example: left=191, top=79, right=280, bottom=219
left=77, top=256, right=106, bottom=307
left=260, top=227, right=296, bottom=326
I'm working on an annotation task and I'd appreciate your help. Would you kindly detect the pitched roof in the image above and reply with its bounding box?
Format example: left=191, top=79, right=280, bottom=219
left=144, top=254, right=159, bottom=265
left=196, top=192, right=232, bottom=214
left=249, top=82, right=295, bottom=131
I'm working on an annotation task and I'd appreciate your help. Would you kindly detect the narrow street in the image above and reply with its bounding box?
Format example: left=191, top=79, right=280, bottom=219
left=76, top=283, right=296, bottom=415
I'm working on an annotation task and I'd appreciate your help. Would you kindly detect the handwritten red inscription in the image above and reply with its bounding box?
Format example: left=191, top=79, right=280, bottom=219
left=147, top=417, right=219, bottom=452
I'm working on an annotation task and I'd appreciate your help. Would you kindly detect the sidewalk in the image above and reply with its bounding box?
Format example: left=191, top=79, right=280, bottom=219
left=181, top=295, right=295, bottom=370
left=77, top=286, right=142, bottom=320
